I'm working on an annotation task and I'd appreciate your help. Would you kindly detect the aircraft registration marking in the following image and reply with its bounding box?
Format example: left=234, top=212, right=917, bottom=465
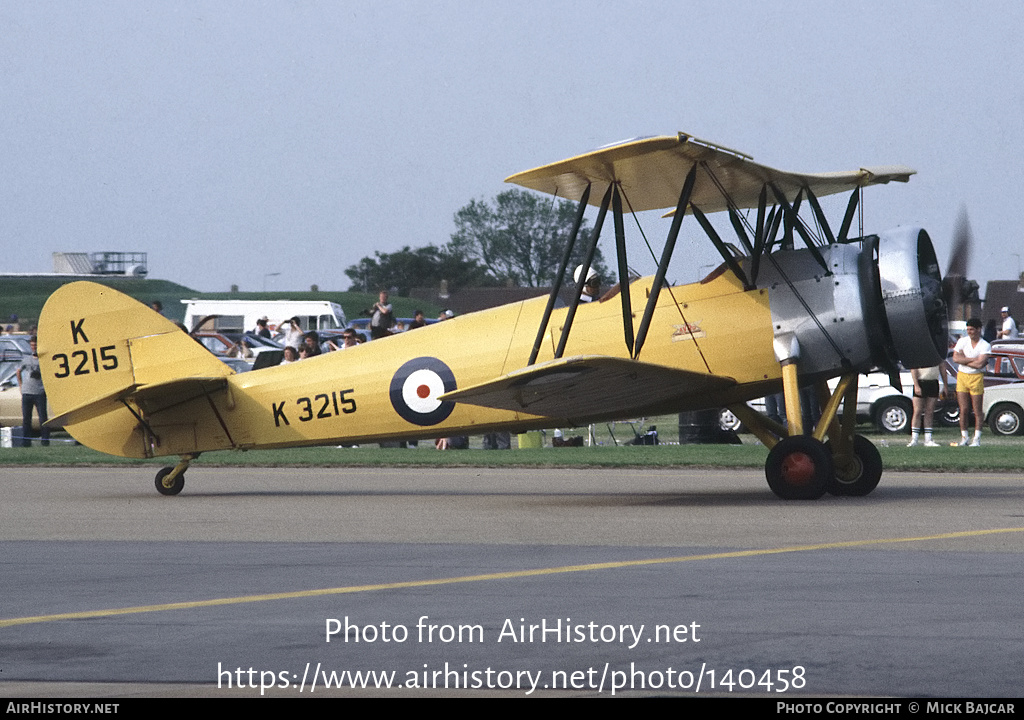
left=51, top=346, right=119, bottom=378
left=272, top=390, right=357, bottom=427
left=50, top=317, right=121, bottom=379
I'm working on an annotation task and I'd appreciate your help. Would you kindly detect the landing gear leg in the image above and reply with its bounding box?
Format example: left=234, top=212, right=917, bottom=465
left=155, top=454, right=198, bottom=496
left=814, top=374, right=883, bottom=497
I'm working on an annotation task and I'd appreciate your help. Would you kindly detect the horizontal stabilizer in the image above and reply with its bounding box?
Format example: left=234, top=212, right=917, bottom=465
left=44, top=384, right=139, bottom=428
left=45, top=376, right=230, bottom=428
left=441, top=355, right=734, bottom=421
left=506, top=132, right=914, bottom=213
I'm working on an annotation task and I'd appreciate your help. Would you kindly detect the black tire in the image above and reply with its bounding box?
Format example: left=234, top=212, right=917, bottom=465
left=765, top=436, right=831, bottom=500
left=874, top=397, right=912, bottom=434
left=939, top=402, right=960, bottom=427
left=155, top=466, right=184, bottom=496
left=988, top=403, right=1024, bottom=436
left=825, top=435, right=882, bottom=497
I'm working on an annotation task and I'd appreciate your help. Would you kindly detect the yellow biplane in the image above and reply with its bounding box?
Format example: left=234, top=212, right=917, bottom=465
left=38, top=133, right=946, bottom=499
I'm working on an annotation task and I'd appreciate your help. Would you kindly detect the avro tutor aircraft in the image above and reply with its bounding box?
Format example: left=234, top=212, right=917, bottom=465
left=38, top=133, right=946, bottom=499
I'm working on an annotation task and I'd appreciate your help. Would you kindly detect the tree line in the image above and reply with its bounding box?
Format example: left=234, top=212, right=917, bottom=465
left=345, top=189, right=609, bottom=295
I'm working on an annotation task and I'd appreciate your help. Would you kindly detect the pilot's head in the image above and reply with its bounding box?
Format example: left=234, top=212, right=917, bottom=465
left=573, top=265, right=601, bottom=300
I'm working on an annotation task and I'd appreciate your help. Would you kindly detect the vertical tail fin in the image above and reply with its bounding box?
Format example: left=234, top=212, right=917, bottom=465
left=37, top=281, right=233, bottom=457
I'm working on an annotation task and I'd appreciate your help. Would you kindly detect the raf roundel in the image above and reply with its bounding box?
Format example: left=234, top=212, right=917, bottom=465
left=389, top=357, right=457, bottom=426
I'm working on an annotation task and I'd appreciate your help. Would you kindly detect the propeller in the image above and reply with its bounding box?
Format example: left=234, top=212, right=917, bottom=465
left=941, top=206, right=979, bottom=322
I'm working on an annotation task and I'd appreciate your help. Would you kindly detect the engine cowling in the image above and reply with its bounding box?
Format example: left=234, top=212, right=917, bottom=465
left=760, top=227, right=946, bottom=378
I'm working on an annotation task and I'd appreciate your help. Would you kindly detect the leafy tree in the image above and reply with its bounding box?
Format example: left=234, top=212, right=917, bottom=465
left=448, top=189, right=608, bottom=287
left=345, top=189, right=609, bottom=293
left=344, top=245, right=491, bottom=295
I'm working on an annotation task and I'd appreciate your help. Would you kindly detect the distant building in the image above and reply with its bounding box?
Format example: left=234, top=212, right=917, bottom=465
left=52, top=251, right=148, bottom=277
left=983, top=277, right=1024, bottom=323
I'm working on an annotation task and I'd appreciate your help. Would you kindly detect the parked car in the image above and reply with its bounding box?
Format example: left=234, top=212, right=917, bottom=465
left=192, top=331, right=279, bottom=364
left=981, top=384, right=1024, bottom=436
left=717, top=368, right=958, bottom=434
left=0, top=358, right=53, bottom=434
left=0, top=364, right=26, bottom=429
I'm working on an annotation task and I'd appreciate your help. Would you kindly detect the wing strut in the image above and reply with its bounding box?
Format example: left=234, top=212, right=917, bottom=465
left=763, top=204, right=784, bottom=253
left=769, top=183, right=831, bottom=274
left=527, top=183, right=592, bottom=365
left=612, top=186, right=635, bottom=355
left=749, top=185, right=768, bottom=286
left=837, top=187, right=861, bottom=243
left=804, top=186, right=836, bottom=246
left=633, top=163, right=698, bottom=359
left=690, top=205, right=753, bottom=290
left=554, top=184, right=614, bottom=359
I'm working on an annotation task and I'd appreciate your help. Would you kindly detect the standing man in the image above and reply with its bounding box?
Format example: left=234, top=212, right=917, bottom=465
left=997, top=307, right=1018, bottom=340
left=370, top=290, right=395, bottom=339
left=952, top=318, right=991, bottom=446
left=907, top=363, right=950, bottom=447
left=16, top=336, right=49, bottom=447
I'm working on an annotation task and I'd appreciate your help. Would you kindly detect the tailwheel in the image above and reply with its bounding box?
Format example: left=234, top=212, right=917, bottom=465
left=155, top=466, right=185, bottom=496
left=825, top=435, right=882, bottom=497
left=764, top=436, right=831, bottom=500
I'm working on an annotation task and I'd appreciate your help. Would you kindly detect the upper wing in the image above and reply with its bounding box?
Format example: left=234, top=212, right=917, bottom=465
left=505, top=132, right=914, bottom=212
left=441, top=355, right=735, bottom=422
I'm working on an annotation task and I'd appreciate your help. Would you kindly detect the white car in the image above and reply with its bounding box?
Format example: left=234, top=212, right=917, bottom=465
left=981, top=384, right=1024, bottom=436
left=718, top=370, right=953, bottom=434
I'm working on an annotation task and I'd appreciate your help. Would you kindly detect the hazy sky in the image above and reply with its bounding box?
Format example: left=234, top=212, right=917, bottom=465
left=3, top=1, right=1022, bottom=293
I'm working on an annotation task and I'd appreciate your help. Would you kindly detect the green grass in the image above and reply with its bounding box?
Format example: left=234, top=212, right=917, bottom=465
left=0, top=277, right=197, bottom=326
left=2, top=431, right=1021, bottom=472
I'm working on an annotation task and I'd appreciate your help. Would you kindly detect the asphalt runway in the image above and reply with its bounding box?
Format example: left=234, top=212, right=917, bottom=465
left=1, top=465, right=1022, bottom=698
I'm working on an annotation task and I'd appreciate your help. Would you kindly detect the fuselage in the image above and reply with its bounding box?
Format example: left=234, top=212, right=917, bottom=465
left=213, top=267, right=778, bottom=453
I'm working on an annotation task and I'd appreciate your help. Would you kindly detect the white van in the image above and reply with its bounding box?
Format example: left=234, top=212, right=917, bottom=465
left=182, top=299, right=347, bottom=335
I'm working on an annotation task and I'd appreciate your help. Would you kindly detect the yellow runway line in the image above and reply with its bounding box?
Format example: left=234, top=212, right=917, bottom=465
left=3, top=527, right=1022, bottom=629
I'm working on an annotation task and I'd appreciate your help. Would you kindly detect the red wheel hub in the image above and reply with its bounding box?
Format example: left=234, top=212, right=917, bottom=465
left=780, top=451, right=815, bottom=485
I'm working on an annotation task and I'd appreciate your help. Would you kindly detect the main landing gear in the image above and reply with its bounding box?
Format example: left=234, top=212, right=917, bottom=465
left=727, top=372, right=884, bottom=500
left=763, top=434, right=882, bottom=500
left=154, top=454, right=198, bottom=496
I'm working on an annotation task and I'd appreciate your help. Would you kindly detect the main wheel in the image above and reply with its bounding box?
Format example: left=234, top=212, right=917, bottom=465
left=874, top=397, right=912, bottom=433
left=155, top=466, right=185, bottom=496
left=988, top=403, right=1024, bottom=436
left=765, top=436, right=831, bottom=500
left=825, top=435, right=882, bottom=497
